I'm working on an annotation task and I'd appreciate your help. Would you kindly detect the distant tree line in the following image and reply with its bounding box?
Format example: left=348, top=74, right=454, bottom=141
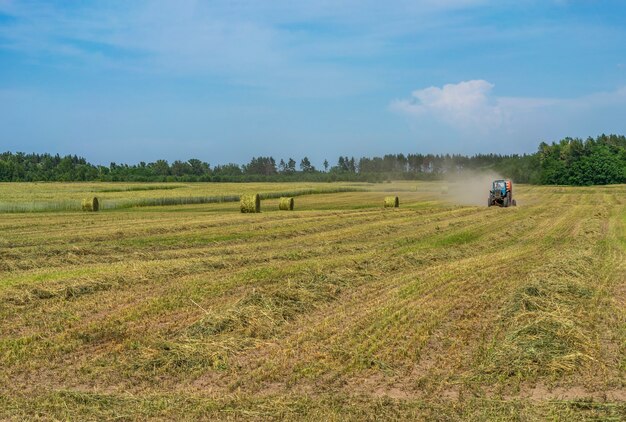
left=537, top=134, right=626, bottom=185
left=1, top=135, right=624, bottom=185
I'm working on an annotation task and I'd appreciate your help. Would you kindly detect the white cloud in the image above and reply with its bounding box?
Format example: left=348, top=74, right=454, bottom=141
left=393, top=80, right=626, bottom=129
left=390, top=80, right=505, bottom=131
left=391, top=80, right=626, bottom=152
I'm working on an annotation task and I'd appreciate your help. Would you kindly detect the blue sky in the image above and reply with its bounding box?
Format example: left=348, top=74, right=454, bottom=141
left=1, top=0, right=625, bottom=166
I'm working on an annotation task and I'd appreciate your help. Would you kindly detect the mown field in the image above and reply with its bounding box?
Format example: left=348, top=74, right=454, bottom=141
left=0, top=181, right=624, bottom=420
left=0, top=182, right=368, bottom=212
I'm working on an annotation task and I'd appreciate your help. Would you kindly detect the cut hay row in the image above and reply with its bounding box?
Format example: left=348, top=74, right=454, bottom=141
left=92, top=185, right=184, bottom=193
left=81, top=197, right=99, bottom=212
left=240, top=194, right=261, bottom=213
left=279, top=197, right=294, bottom=211
left=257, top=187, right=363, bottom=200
left=0, top=200, right=81, bottom=213
left=105, top=194, right=241, bottom=210
left=0, top=186, right=364, bottom=213
left=384, top=196, right=399, bottom=208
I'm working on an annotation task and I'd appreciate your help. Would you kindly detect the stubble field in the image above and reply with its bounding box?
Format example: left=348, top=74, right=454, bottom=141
left=0, top=181, right=624, bottom=420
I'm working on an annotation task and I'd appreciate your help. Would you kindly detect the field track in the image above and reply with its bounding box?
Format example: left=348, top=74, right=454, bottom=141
left=0, top=182, right=624, bottom=420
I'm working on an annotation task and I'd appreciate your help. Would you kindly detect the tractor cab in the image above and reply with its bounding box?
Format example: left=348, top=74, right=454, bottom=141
left=492, top=180, right=508, bottom=196
left=488, top=179, right=516, bottom=207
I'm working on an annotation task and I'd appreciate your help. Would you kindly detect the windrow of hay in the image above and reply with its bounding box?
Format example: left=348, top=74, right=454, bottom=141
left=240, top=194, right=261, bottom=213
left=482, top=253, right=598, bottom=379
left=0, top=186, right=365, bottom=213
left=81, top=197, right=99, bottom=212
left=0, top=200, right=80, bottom=213
left=92, top=187, right=361, bottom=211
left=93, top=185, right=183, bottom=193
left=187, top=270, right=349, bottom=341
left=384, top=196, right=399, bottom=208
left=278, top=197, right=294, bottom=211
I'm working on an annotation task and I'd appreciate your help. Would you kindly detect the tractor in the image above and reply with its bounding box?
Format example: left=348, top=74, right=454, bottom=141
left=488, top=179, right=516, bottom=207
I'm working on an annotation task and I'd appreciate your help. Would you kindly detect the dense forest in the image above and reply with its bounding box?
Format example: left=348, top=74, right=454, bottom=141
left=1, top=135, right=624, bottom=185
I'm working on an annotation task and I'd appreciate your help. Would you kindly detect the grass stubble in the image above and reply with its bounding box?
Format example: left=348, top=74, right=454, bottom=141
left=0, top=181, right=624, bottom=420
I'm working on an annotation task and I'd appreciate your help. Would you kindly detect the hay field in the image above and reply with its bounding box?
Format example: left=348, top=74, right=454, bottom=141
left=0, top=182, right=365, bottom=212
left=0, top=181, right=624, bottom=420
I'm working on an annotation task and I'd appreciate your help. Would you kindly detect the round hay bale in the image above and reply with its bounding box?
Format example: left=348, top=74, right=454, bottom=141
left=384, top=196, right=399, bottom=208
left=240, top=193, right=261, bottom=213
left=81, top=197, right=99, bottom=212
left=279, top=197, right=294, bottom=211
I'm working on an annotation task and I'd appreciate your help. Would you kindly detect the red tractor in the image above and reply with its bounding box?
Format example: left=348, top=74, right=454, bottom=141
left=488, top=179, right=517, bottom=207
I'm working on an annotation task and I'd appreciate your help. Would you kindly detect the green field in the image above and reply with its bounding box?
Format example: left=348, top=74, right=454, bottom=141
left=0, top=181, right=624, bottom=420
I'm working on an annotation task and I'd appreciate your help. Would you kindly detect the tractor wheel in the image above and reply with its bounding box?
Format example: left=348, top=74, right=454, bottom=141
left=488, top=198, right=492, bottom=207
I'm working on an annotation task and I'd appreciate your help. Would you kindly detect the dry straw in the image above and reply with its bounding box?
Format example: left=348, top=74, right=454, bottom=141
left=384, top=196, right=399, bottom=208
left=279, top=197, right=294, bottom=211
left=441, top=185, right=449, bottom=195
left=240, top=194, right=261, bottom=213
left=81, top=197, right=100, bottom=212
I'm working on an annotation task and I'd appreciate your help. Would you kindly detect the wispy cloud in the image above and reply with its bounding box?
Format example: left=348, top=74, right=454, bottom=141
left=0, top=1, right=503, bottom=91
left=0, top=1, right=483, bottom=60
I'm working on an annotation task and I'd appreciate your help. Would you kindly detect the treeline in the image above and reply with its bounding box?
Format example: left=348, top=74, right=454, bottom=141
left=1, top=135, right=624, bottom=185
left=537, top=134, right=626, bottom=185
